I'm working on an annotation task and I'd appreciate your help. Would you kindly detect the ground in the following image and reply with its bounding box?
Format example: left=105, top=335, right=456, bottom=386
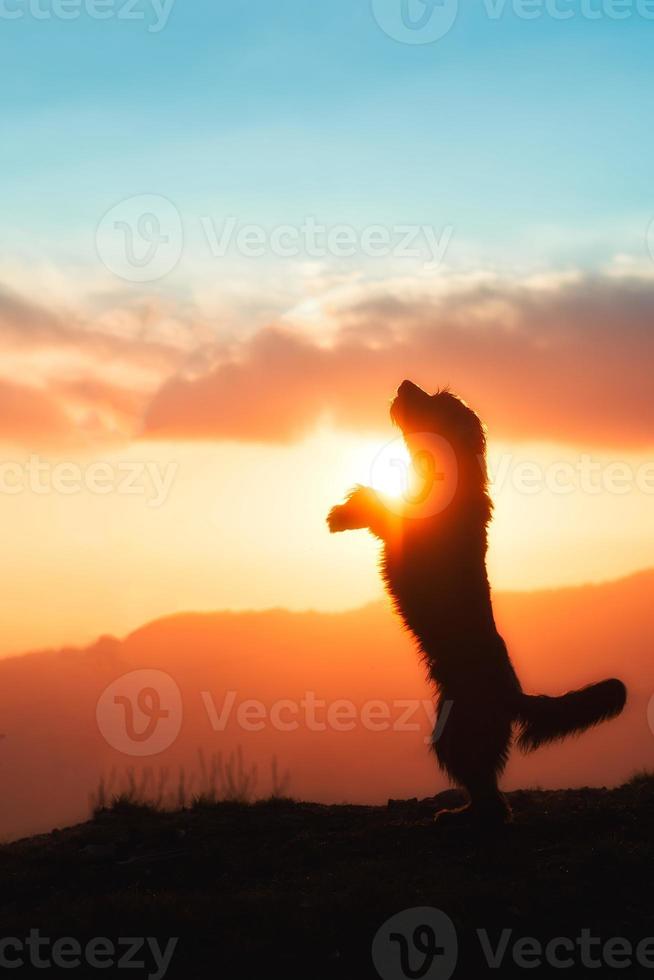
left=1, top=777, right=654, bottom=978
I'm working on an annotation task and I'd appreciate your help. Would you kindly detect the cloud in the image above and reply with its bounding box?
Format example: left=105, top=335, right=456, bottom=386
left=1, top=271, right=653, bottom=449
left=0, top=284, right=194, bottom=448
left=0, top=284, right=191, bottom=370
left=0, top=379, right=74, bottom=446
left=143, top=274, right=654, bottom=448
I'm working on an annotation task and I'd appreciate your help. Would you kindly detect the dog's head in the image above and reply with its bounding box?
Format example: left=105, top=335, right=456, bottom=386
left=390, top=380, right=486, bottom=459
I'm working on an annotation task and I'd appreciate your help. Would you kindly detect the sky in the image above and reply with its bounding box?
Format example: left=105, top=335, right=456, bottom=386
left=1, top=0, right=653, bottom=654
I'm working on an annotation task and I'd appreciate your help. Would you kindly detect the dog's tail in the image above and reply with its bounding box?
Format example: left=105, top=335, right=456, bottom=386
left=515, top=678, right=626, bottom=752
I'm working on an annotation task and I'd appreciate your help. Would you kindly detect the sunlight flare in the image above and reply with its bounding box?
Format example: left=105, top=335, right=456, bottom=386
left=367, top=438, right=412, bottom=499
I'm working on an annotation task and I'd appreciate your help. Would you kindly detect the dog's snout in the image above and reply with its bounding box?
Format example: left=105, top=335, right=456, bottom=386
left=397, top=379, right=425, bottom=402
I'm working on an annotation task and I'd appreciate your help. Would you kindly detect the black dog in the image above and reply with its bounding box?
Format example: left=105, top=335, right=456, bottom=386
left=328, top=380, right=626, bottom=824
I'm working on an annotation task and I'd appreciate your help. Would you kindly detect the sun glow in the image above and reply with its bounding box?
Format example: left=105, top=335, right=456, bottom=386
left=366, top=438, right=412, bottom=499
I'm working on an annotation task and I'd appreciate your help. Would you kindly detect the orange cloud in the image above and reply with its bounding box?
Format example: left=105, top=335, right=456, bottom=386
left=0, top=285, right=190, bottom=448
left=2, top=273, right=653, bottom=449
left=144, top=275, right=654, bottom=448
left=0, top=379, right=73, bottom=445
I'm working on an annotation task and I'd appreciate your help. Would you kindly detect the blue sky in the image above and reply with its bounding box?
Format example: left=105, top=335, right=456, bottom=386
left=1, top=0, right=653, bottom=276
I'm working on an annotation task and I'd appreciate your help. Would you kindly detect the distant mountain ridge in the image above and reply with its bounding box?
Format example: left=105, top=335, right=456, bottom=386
left=0, top=569, right=652, bottom=841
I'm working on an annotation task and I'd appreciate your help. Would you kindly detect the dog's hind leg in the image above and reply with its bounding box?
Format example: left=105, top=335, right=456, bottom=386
left=435, top=773, right=510, bottom=827
left=432, top=697, right=513, bottom=826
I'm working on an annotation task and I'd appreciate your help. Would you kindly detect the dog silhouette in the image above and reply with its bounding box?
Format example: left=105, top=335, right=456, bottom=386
left=328, top=380, right=626, bottom=824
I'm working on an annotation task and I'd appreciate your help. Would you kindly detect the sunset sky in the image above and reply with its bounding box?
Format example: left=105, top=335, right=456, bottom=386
left=1, top=1, right=653, bottom=655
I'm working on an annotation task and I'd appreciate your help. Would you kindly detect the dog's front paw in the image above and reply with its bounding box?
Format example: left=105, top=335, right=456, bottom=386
left=327, top=504, right=349, bottom=533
